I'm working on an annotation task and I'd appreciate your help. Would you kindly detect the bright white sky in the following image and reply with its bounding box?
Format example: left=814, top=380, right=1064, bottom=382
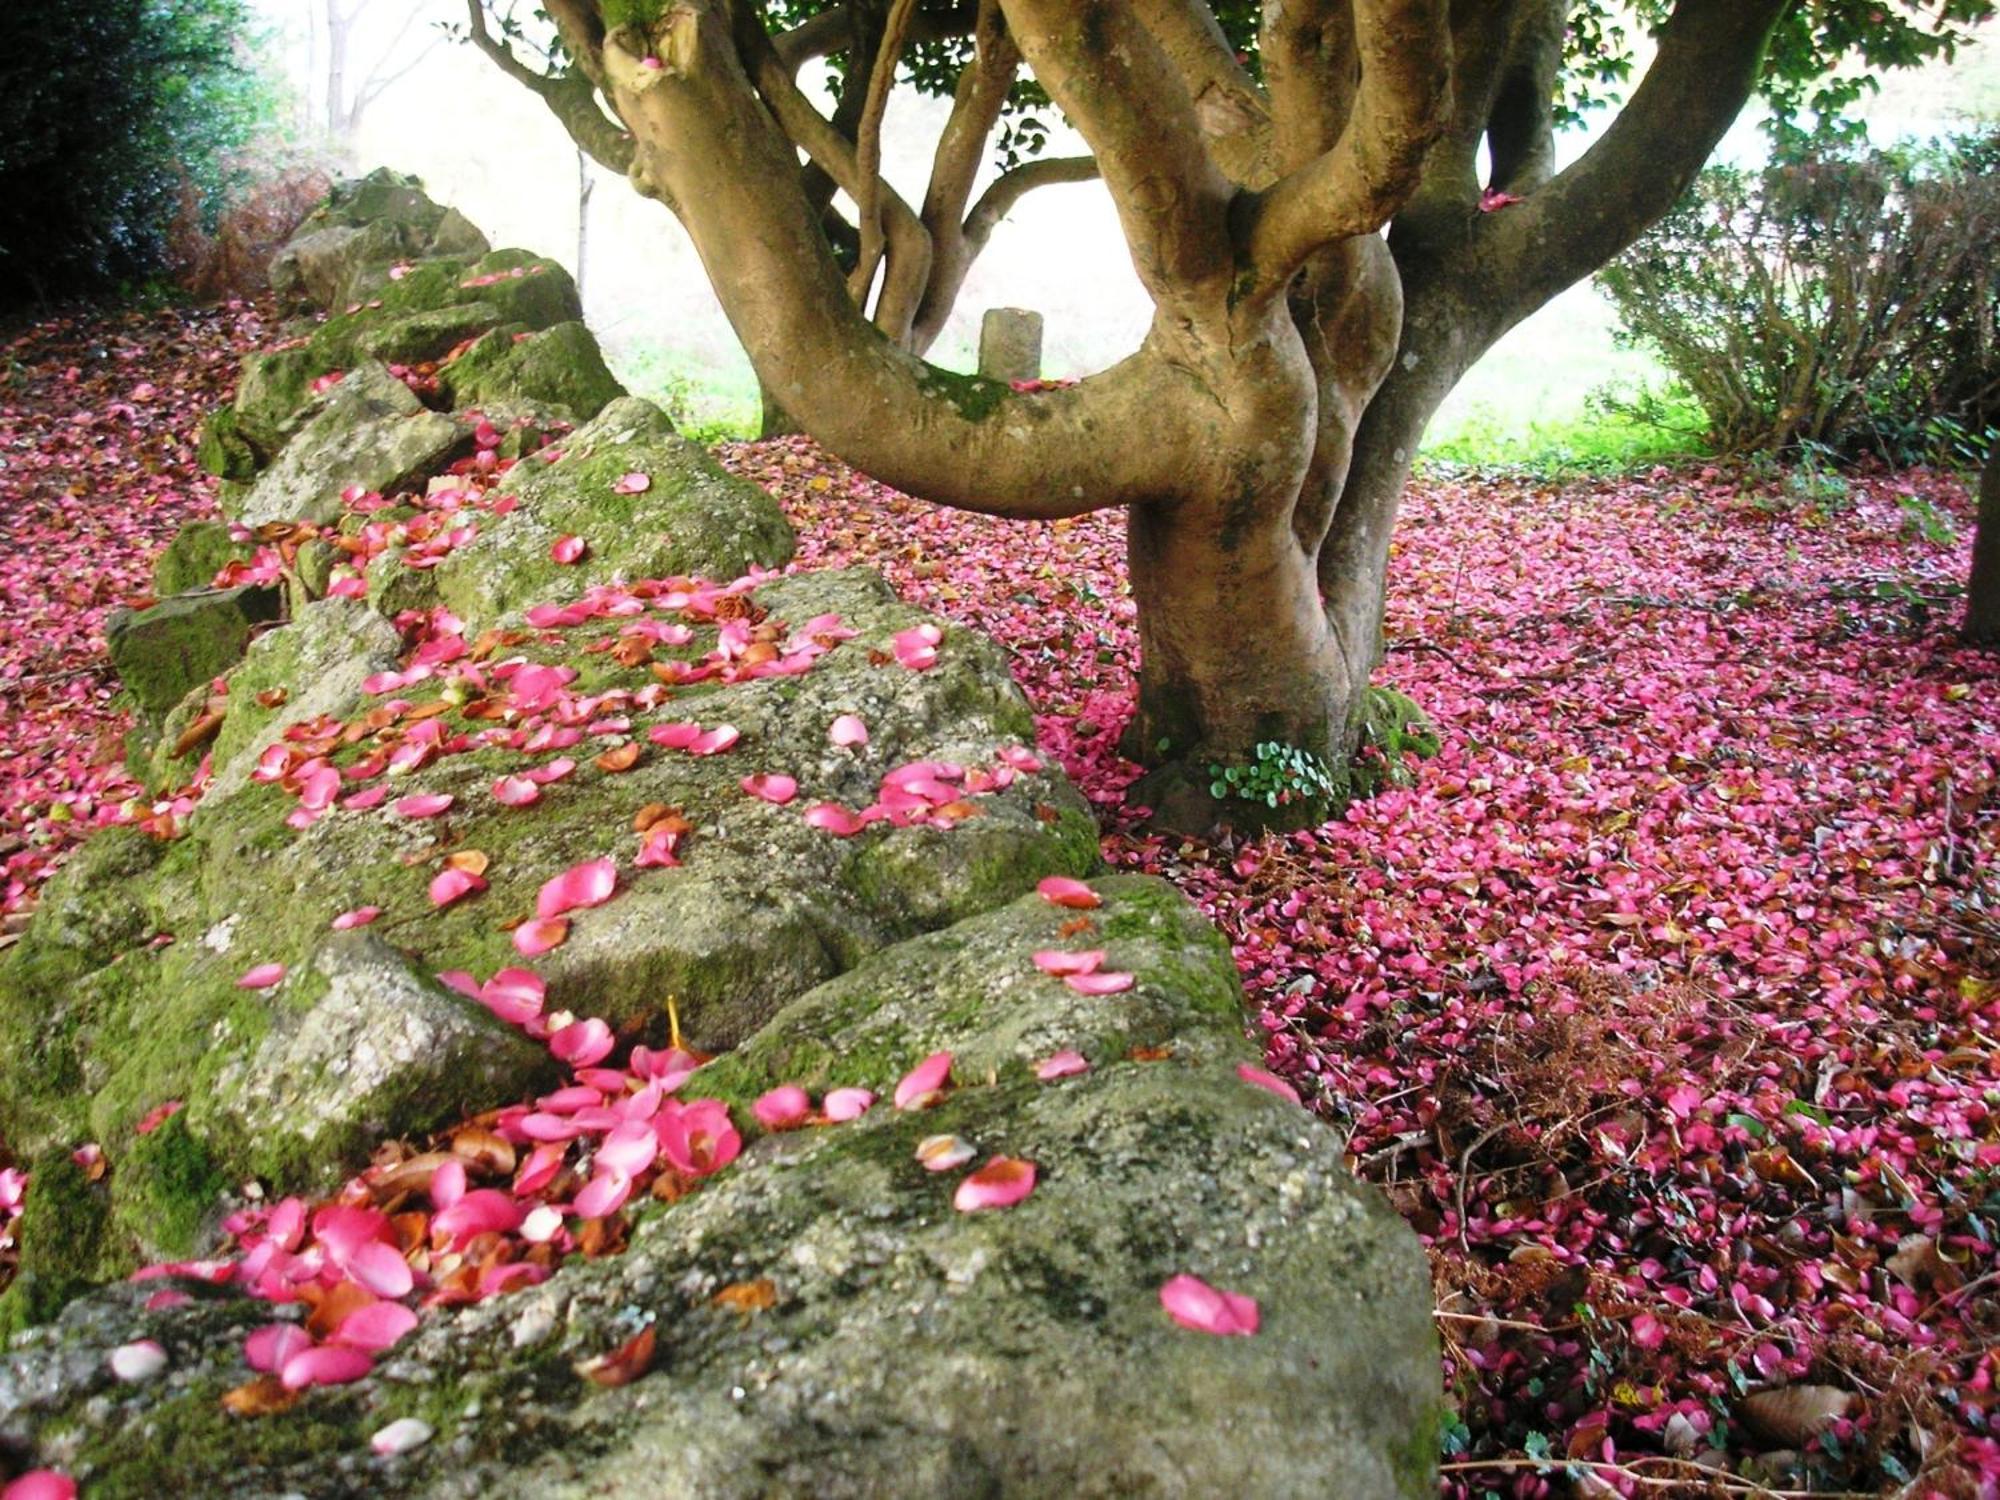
left=247, top=2, right=1996, bottom=430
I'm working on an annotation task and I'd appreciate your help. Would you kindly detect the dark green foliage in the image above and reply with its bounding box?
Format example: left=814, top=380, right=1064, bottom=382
left=1601, top=128, right=2000, bottom=462
left=0, top=0, right=274, bottom=307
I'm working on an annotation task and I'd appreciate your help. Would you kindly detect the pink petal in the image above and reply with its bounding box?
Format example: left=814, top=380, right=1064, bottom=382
left=433, top=1188, right=525, bottom=1242
left=280, top=1344, right=375, bottom=1390
left=916, top=1134, right=975, bottom=1172
left=1036, top=1050, right=1090, bottom=1081
left=1065, top=970, right=1134, bottom=995
left=2, top=1472, right=77, bottom=1500
left=331, top=905, right=382, bottom=930
left=740, top=772, right=798, bottom=804
left=997, top=745, right=1042, bottom=772
left=370, top=1417, right=434, bottom=1457
left=550, top=534, right=588, bottom=564
left=1159, top=1273, right=1260, bottom=1336
left=550, top=1016, right=614, bottom=1067
left=525, top=756, right=578, bottom=785
left=108, top=1339, right=168, bottom=1381
left=595, top=1120, right=659, bottom=1177
left=492, top=774, right=541, bottom=807
left=341, top=783, right=390, bottom=811
left=312, top=1204, right=391, bottom=1260
left=513, top=917, right=569, bottom=956
left=893, top=1050, right=953, bottom=1111
left=572, top=1170, right=632, bottom=1219
left=612, top=471, right=651, bottom=494
left=480, top=968, right=547, bottom=1026
left=1032, top=949, right=1105, bottom=977
left=429, top=1157, right=467, bottom=1210
left=688, top=724, right=739, bottom=756
left=513, top=1142, right=567, bottom=1196
left=953, top=1156, right=1037, bottom=1211
left=335, top=1299, right=419, bottom=1353
left=822, top=1087, right=875, bottom=1122
left=1236, top=1063, right=1302, bottom=1106
left=1036, top=876, right=1101, bottom=910
left=393, top=793, right=454, bottom=819
left=429, top=866, right=487, bottom=907
left=828, top=714, right=868, bottom=747
left=237, top=962, right=286, bottom=990
left=347, top=1240, right=415, bottom=1299
left=648, top=721, right=700, bottom=749
left=753, top=1085, right=811, bottom=1130
left=537, top=857, right=617, bottom=919
left=244, top=1322, right=314, bottom=1374
left=803, top=802, right=867, bottom=837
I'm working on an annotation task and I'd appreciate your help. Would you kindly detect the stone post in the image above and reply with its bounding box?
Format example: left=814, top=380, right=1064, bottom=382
left=1966, top=457, right=1999, bottom=644
left=978, top=307, right=1044, bottom=385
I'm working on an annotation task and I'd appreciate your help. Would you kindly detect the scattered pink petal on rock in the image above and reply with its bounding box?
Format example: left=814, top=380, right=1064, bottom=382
left=429, top=867, right=487, bottom=907
left=550, top=1016, right=614, bottom=1067
left=1159, top=1273, right=1260, bottom=1336
left=1036, top=1050, right=1090, bottom=1081
left=688, top=725, right=739, bottom=756
left=741, top=772, right=798, bottom=804
left=657, top=1099, right=741, bottom=1177
left=1036, top=876, right=1101, bottom=909
left=429, top=1157, right=467, bottom=1210
left=550, top=534, right=588, bottom=564
left=244, top=1322, right=314, bottom=1374
left=596, top=1120, right=660, bottom=1177
left=802, top=802, right=867, bottom=836
left=480, top=968, right=547, bottom=1026
left=331, top=906, right=382, bottom=930
left=371, top=1417, right=434, bottom=1457
left=108, top=1339, right=168, bottom=1382
left=753, top=1085, right=811, bottom=1129
left=393, top=793, right=454, bottom=819
left=573, top=1170, right=632, bottom=1219
left=829, top=714, right=868, bottom=747
left=1236, top=1063, right=1301, bottom=1106
left=953, top=1156, right=1037, bottom=1211
left=237, top=963, right=286, bottom=990
left=1032, top=949, right=1105, bottom=977
left=335, top=1299, right=419, bottom=1353
left=1064, top=970, right=1134, bottom=995
left=822, top=1087, right=875, bottom=1122
left=433, top=1189, right=525, bottom=1242
left=513, top=917, right=569, bottom=956
left=612, top=471, right=651, bottom=494
left=492, top=774, right=541, bottom=807
left=894, top=1050, right=952, bottom=1110
left=538, top=857, right=617, bottom=919
left=2, top=1471, right=77, bottom=1500
left=348, top=1240, right=416, bottom=1299
left=916, top=1134, right=975, bottom=1172
left=281, top=1344, right=375, bottom=1390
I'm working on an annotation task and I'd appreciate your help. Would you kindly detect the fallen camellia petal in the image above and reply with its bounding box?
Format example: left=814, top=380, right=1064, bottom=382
left=802, top=802, right=867, bottom=836
left=612, top=470, right=651, bottom=494
left=1064, top=970, right=1135, bottom=995
left=331, top=906, right=382, bottom=931
left=429, top=866, right=487, bottom=908
left=550, top=1016, right=614, bottom=1067
left=1036, top=876, right=1101, bottom=909
left=1036, top=1050, right=1090, bottom=1081
left=244, top=1322, right=314, bottom=1374
left=335, top=1299, right=419, bottom=1353
left=688, top=724, right=739, bottom=756
left=916, top=1134, right=975, bottom=1172
left=596, top=1120, right=660, bottom=1177
left=237, top=962, right=286, bottom=990
left=520, top=1204, right=564, bottom=1243
left=953, top=1156, right=1037, bottom=1211
left=371, top=1416, right=434, bottom=1457
left=479, top=968, right=546, bottom=1026
left=753, top=1085, right=811, bottom=1129
left=893, top=1050, right=952, bottom=1110
left=740, top=772, right=798, bottom=804
left=550, top=534, right=588, bottom=564
left=1032, top=948, right=1105, bottom=976
left=1159, top=1273, right=1260, bottom=1336
left=573, top=1169, right=632, bottom=1219
left=1236, top=1062, right=1302, bottom=1106
left=828, top=713, right=868, bottom=747
left=429, top=1156, right=467, bottom=1210
left=1, top=1472, right=76, bottom=1500
left=513, top=917, right=569, bottom=956
left=433, top=1189, right=525, bottom=1242
left=347, top=1239, right=416, bottom=1299
left=108, top=1339, right=168, bottom=1382
left=492, top=774, right=541, bottom=807
left=656, top=1098, right=741, bottom=1177
left=280, top=1344, right=375, bottom=1391
left=393, top=793, right=454, bottom=819
left=537, top=857, right=617, bottom=919
left=822, top=1086, right=875, bottom=1122
left=575, top=1323, right=656, bottom=1387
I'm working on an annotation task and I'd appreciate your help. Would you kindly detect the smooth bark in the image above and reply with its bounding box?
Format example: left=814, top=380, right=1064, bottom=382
left=1967, top=459, right=2000, bottom=645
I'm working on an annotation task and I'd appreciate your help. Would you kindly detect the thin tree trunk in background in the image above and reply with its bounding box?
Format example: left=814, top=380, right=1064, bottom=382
left=575, top=149, right=593, bottom=305
left=1967, top=458, right=2000, bottom=644
left=324, top=0, right=348, bottom=141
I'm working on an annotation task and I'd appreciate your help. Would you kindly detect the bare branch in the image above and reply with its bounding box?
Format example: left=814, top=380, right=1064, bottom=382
left=848, top=0, right=919, bottom=312
left=1240, top=0, right=1450, bottom=291
left=775, top=2, right=979, bottom=72
left=1128, top=0, right=1271, bottom=180
left=467, top=0, right=633, bottom=173
left=965, top=155, right=1099, bottom=246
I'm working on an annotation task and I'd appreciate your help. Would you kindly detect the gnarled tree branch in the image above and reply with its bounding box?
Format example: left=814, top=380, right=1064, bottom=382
left=466, top=0, right=634, bottom=172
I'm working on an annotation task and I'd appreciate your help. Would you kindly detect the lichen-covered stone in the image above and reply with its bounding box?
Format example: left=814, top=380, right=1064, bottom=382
left=151, top=522, right=252, bottom=599
left=422, top=397, right=794, bottom=631
left=349, top=304, right=505, bottom=368
left=0, top=880, right=1438, bottom=1498
left=196, top=933, right=555, bottom=1192
left=309, top=252, right=583, bottom=371
left=270, top=170, right=453, bottom=311
left=230, top=349, right=322, bottom=459
left=104, top=587, right=283, bottom=719
left=193, top=406, right=258, bottom=482
left=440, top=321, right=625, bottom=422
left=230, top=363, right=466, bottom=528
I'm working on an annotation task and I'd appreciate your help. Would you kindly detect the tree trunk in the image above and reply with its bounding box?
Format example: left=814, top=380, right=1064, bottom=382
left=1125, top=483, right=1360, bottom=834
left=758, top=379, right=801, bottom=439
left=1967, top=458, right=2000, bottom=645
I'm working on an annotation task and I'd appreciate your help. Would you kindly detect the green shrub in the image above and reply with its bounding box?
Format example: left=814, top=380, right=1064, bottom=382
left=1599, top=129, right=2000, bottom=465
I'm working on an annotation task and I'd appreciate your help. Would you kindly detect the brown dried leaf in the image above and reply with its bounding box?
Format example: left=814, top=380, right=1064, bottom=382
left=711, top=1278, right=777, bottom=1314
left=1737, top=1385, right=1859, bottom=1447
left=576, top=1323, right=656, bottom=1387
left=1887, top=1233, right=1964, bottom=1294
left=221, top=1374, right=301, bottom=1417
left=610, top=638, right=653, bottom=668
left=172, top=711, right=226, bottom=758
left=254, top=687, right=289, bottom=709
left=595, top=742, right=642, bottom=773
left=444, top=849, right=490, bottom=877
left=450, top=1126, right=516, bottom=1178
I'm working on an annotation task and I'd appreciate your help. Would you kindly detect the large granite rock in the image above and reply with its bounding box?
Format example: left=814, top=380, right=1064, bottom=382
left=269, top=170, right=490, bottom=313
left=230, top=364, right=466, bottom=528
left=0, top=879, right=1439, bottom=1498
left=439, top=321, right=625, bottom=422
left=105, top=586, right=282, bottom=718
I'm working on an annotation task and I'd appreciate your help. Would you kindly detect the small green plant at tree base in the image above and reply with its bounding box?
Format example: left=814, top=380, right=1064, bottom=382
left=1208, top=743, right=1341, bottom=810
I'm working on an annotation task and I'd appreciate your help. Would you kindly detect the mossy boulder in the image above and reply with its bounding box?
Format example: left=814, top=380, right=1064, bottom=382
left=420, top=397, right=794, bottom=631
left=193, top=406, right=258, bottom=482
left=440, top=321, right=625, bottom=422
left=151, top=522, right=252, bottom=599
left=229, top=363, right=467, bottom=529
left=230, top=349, right=323, bottom=460
left=269, top=170, right=472, bottom=312
left=104, top=586, right=283, bottom=720
left=307, top=250, right=583, bottom=372
left=0, top=879, right=1438, bottom=1498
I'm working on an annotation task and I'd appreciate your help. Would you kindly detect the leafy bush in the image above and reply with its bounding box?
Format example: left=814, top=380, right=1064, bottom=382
left=1599, top=130, right=2000, bottom=464
left=0, top=0, right=281, bottom=308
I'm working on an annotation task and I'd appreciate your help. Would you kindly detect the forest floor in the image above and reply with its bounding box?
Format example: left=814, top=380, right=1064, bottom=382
left=5, top=300, right=1998, bottom=1497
